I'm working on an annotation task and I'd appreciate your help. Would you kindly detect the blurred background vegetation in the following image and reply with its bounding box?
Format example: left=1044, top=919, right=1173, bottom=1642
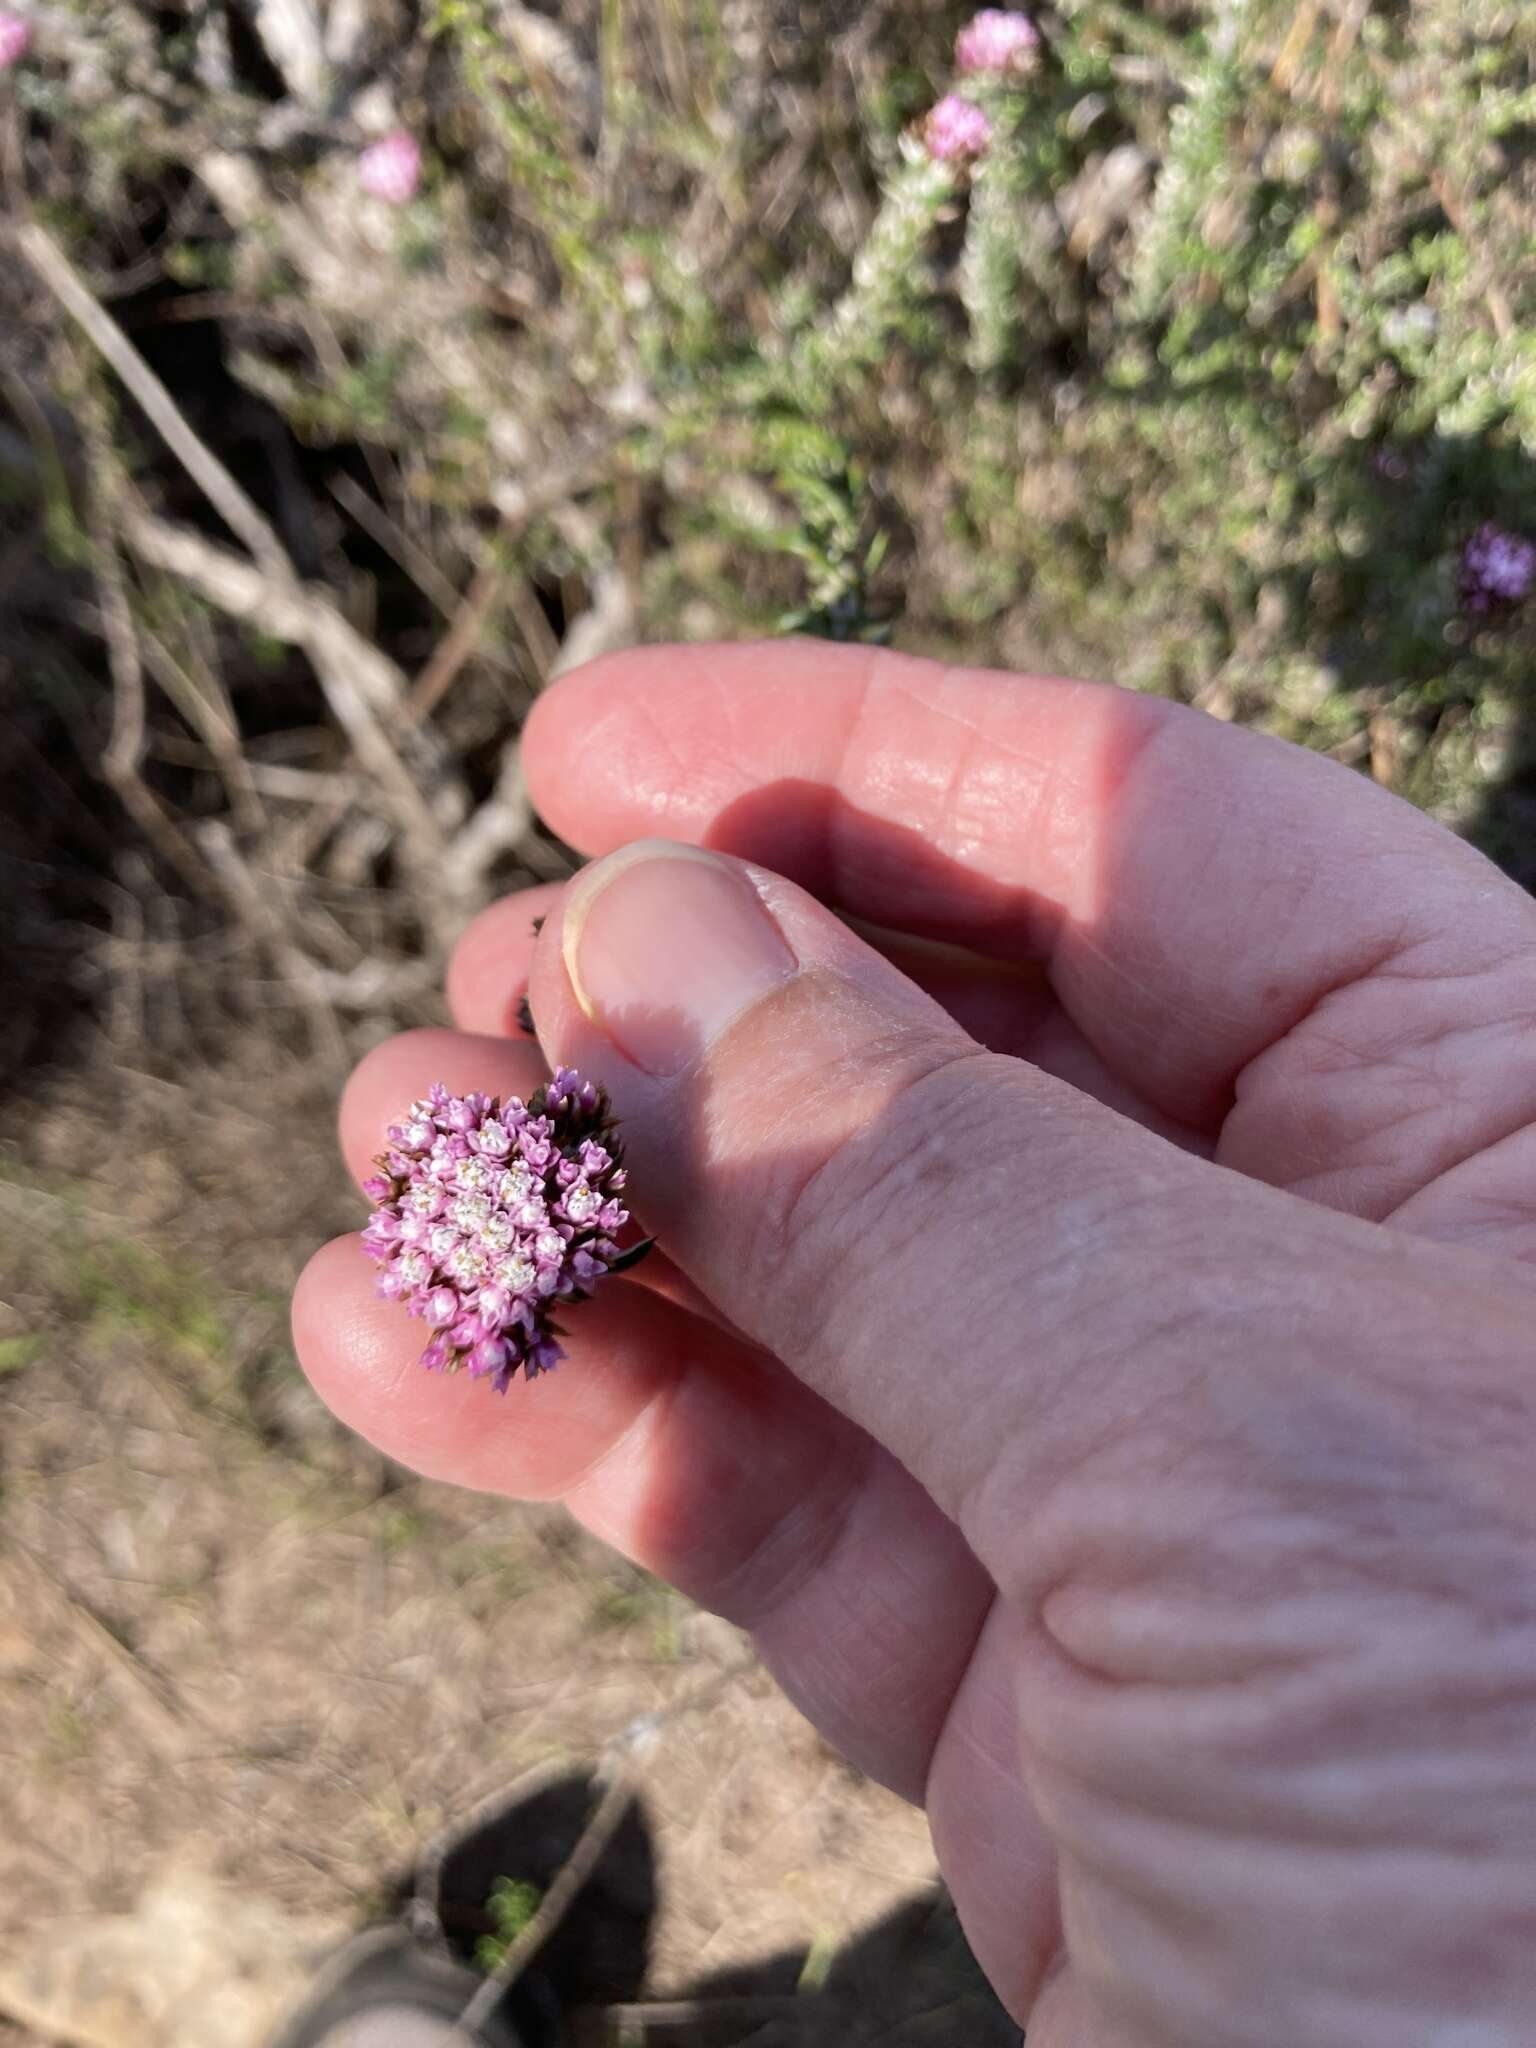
left=3, top=0, right=1535, bottom=1085
left=0, top=4, right=1534, bottom=2041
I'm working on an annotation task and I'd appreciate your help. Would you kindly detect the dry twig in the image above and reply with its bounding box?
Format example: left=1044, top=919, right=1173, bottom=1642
left=422, top=1655, right=759, bottom=2045
left=121, top=503, right=452, bottom=863
left=19, top=221, right=294, bottom=586
left=438, top=744, right=534, bottom=903
left=196, top=821, right=347, bottom=1065
left=18, top=221, right=465, bottom=874
left=407, top=561, right=509, bottom=726
left=1429, top=172, right=1515, bottom=343
left=82, top=429, right=216, bottom=900
left=1269, top=0, right=1321, bottom=91
left=448, top=1764, right=639, bottom=2044
left=247, top=0, right=327, bottom=105
left=138, top=625, right=267, bottom=834
left=327, top=471, right=465, bottom=622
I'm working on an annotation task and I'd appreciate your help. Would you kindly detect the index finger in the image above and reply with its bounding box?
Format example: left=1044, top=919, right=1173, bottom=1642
left=523, top=641, right=1536, bottom=1137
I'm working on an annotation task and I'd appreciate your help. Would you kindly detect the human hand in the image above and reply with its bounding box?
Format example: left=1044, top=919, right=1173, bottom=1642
left=294, top=642, right=1536, bottom=2044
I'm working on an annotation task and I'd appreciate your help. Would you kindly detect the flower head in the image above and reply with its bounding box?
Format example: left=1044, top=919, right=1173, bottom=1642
left=0, top=10, right=32, bottom=68
left=955, top=10, right=1040, bottom=76
left=363, top=1069, right=634, bottom=1391
left=1459, top=522, right=1536, bottom=616
left=357, top=129, right=422, bottom=206
left=923, top=94, right=994, bottom=164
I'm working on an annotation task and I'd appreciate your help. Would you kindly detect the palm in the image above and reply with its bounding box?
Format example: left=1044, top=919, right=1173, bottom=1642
left=295, top=643, right=1536, bottom=2035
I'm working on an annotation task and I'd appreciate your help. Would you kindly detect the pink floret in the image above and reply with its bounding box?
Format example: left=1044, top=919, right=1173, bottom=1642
left=924, top=94, right=994, bottom=163
left=357, top=130, right=422, bottom=205
left=955, top=10, right=1039, bottom=76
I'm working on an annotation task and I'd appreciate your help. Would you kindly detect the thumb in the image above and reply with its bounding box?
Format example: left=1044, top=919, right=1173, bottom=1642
left=528, top=839, right=1517, bottom=1577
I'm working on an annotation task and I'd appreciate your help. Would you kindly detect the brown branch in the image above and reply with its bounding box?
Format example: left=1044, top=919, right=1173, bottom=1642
left=196, top=820, right=346, bottom=1066
left=1319, top=0, right=1368, bottom=117
left=449, top=1765, right=640, bottom=2044
left=1269, top=0, right=1321, bottom=92
left=138, top=625, right=267, bottom=834
left=121, top=503, right=451, bottom=863
left=406, top=560, right=508, bottom=726
left=1430, top=172, right=1515, bottom=343
left=18, top=220, right=295, bottom=586
left=19, top=219, right=466, bottom=874
left=504, top=573, right=562, bottom=682
left=327, top=471, right=464, bottom=621
left=84, top=449, right=217, bottom=899
left=439, top=1657, right=758, bottom=2045
left=438, top=743, right=533, bottom=899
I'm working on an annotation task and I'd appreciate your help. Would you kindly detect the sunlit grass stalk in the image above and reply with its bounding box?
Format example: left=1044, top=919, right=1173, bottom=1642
left=1128, top=0, right=1250, bottom=320
left=790, top=146, right=958, bottom=394
left=960, top=98, right=1033, bottom=376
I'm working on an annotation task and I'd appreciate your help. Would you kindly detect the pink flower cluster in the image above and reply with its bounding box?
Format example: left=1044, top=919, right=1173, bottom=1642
left=955, top=9, right=1040, bottom=76
left=362, top=1070, right=632, bottom=1391
left=922, top=13, right=1039, bottom=162
left=924, top=94, right=994, bottom=163
left=0, top=10, right=32, bottom=69
left=357, top=129, right=422, bottom=205
left=1460, top=522, right=1536, bottom=615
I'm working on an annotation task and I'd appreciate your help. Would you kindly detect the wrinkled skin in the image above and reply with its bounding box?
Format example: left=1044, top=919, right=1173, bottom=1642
left=294, top=643, right=1536, bottom=2045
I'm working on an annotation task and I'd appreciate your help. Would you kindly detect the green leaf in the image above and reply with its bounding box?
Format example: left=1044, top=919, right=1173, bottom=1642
left=606, top=1237, right=657, bottom=1275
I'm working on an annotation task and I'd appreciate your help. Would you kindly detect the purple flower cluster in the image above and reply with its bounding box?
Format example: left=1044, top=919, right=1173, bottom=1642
left=924, top=93, right=994, bottom=163
left=1460, top=522, right=1536, bottom=616
left=955, top=9, right=1040, bottom=76
left=361, top=1069, right=631, bottom=1391
left=0, top=10, right=32, bottom=69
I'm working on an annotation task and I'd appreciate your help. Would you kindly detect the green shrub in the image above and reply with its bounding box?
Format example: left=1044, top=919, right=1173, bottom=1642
left=21, top=2, right=1536, bottom=864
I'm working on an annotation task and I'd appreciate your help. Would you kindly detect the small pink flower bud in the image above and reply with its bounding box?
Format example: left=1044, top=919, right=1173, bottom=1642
left=357, top=129, right=422, bottom=206
left=468, top=1336, right=509, bottom=1380
left=0, top=11, right=31, bottom=70
left=424, top=1288, right=459, bottom=1329
left=955, top=10, right=1039, bottom=76
left=924, top=94, right=993, bottom=163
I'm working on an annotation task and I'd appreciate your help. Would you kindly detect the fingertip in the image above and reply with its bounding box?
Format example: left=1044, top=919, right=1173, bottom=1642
left=290, top=1232, right=539, bottom=1487
left=446, top=882, right=567, bottom=1035
left=521, top=652, right=639, bottom=847
left=339, top=1027, right=449, bottom=1184
left=290, top=1230, right=692, bottom=1497
left=292, top=1234, right=416, bottom=1422
left=522, top=642, right=857, bottom=853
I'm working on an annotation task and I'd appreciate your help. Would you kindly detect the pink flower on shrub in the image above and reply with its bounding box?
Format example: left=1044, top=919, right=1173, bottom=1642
left=955, top=10, right=1040, bottom=76
left=357, top=130, right=422, bottom=206
left=0, top=11, right=33, bottom=69
left=924, top=94, right=993, bottom=163
left=361, top=1070, right=637, bottom=1391
left=1459, top=522, right=1536, bottom=615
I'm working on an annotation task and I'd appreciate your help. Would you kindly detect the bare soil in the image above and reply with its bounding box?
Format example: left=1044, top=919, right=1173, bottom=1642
left=0, top=1042, right=1009, bottom=2046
